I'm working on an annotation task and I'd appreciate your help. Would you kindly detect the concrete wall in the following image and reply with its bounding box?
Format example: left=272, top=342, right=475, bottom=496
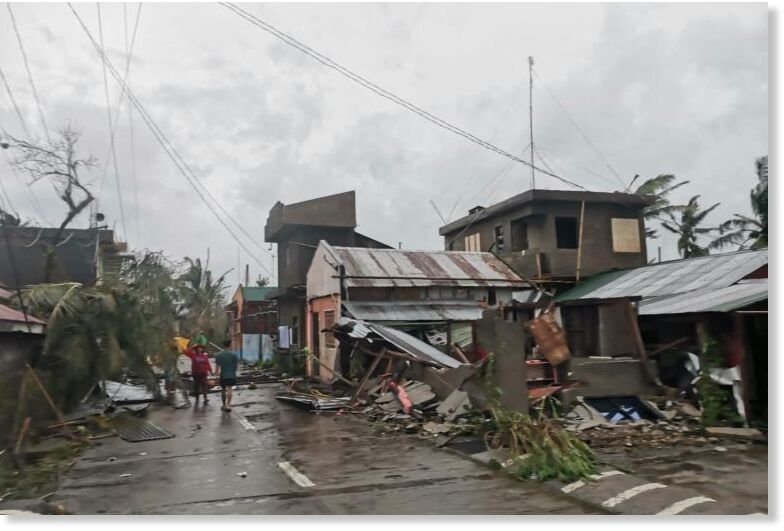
left=474, top=311, right=528, bottom=413
left=443, top=200, right=647, bottom=279
left=563, top=358, right=657, bottom=402
left=306, top=243, right=342, bottom=300
left=277, top=226, right=356, bottom=290
left=265, top=191, right=357, bottom=242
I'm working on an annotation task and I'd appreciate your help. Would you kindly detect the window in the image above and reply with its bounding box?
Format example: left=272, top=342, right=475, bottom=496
left=290, top=316, right=299, bottom=347
left=323, top=310, right=336, bottom=348
left=464, top=232, right=481, bottom=252
left=611, top=218, right=642, bottom=253
left=494, top=225, right=505, bottom=253
left=511, top=218, right=528, bottom=251
left=555, top=217, right=579, bottom=249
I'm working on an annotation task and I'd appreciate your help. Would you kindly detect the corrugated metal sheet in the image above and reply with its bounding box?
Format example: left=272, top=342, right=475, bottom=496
left=334, top=317, right=460, bottom=368
left=329, top=245, right=525, bottom=288
left=556, top=249, right=768, bottom=301
left=639, top=279, right=768, bottom=315
left=0, top=303, right=46, bottom=326
left=343, top=300, right=483, bottom=322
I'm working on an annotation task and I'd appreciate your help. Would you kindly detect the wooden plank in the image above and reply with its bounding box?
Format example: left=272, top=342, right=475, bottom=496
left=351, top=347, right=387, bottom=402
left=624, top=301, right=661, bottom=386
left=26, top=364, right=78, bottom=441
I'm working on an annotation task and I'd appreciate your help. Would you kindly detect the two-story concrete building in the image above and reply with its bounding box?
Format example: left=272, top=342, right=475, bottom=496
left=264, top=191, right=390, bottom=350
left=438, top=190, right=651, bottom=281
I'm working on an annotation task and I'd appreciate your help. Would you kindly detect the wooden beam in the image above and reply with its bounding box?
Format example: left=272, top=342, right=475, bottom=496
left=25, top=364, right=77, bottom=441
left=624, top=301, right=661, bottom=387
left=351, top=347, right=387, bottom=402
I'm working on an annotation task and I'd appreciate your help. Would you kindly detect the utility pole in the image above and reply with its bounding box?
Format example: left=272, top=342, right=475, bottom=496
left=528, top=56, right=535, bottom=190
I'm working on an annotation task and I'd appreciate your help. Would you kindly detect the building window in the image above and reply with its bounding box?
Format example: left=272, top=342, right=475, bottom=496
left=323, top=310, right=336, bottom=348
left=555, top=217, right=579, bottom=249
left=611, top=218, right=642, bottom=253
left=511, top=218, right=528, bottom=251
left=290, top=316, right=299, bottom=347
left=464, top=232, right=481, bottom=252
left=494, top=225, right=505, bottom=253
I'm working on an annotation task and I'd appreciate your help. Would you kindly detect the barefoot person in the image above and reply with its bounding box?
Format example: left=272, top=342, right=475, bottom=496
left=215, top=340, right=239, bottom=412
left=184, top=339, right=213, bottom=405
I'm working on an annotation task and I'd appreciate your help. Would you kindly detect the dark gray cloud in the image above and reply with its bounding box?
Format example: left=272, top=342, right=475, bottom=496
left=0, top=2, right=768, bottom=286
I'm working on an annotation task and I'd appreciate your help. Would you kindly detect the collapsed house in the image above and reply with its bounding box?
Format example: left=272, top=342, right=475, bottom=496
left=304, top=241, right=531, bottom=381
left=553, top=249, right=768, bottom=422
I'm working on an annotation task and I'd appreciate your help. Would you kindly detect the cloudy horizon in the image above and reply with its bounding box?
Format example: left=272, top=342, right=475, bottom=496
left=0, top=2, right=768, bottom=288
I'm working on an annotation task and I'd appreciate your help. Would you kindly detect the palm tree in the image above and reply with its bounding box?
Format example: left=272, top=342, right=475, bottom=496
left=21, top=281, right=165, bottom=410
left=630, top=174, right=690, bottom=238
left=711, top=156, right=768, bottom=251
left=178, top=257, right=231, bottom=343
left=662, top=195, right=721, bottom=258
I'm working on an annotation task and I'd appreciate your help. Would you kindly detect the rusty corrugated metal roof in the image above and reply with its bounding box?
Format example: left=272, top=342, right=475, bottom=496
left=0, top=303, right=45, bottom=325
left=327, top=244, right=525, bottom=288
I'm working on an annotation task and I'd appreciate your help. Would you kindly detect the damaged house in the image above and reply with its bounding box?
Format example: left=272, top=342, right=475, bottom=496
left=225, top=285, right=278, bottom=362
left=553, top=249, right=768, bottom=422
left=264, top=191, right=390, bottom=350
left=438, top=190, right=651, bottom=282
left=304, top=241, right=530, bottom=382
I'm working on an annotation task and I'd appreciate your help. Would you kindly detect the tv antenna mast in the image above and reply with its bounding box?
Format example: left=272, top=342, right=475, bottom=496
left=528, top=56, right=535, bottom=190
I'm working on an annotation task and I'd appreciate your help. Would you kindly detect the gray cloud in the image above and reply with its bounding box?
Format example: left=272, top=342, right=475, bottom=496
left=0, top=2, right=768, bottom=285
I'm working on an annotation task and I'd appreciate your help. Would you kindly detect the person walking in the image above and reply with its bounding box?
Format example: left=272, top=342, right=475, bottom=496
left=184, top=342, right=213, bottom=405
left=215, top=340, right=239, bottom=412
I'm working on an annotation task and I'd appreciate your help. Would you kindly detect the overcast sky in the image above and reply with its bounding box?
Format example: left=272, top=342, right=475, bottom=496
left=0, top=2, right=768, bottom=287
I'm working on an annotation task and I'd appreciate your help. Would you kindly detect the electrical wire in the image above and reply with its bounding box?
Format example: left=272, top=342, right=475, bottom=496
left=6, top=3, right=49, bottom=140
left=96, top=3, right=128, bottom=242
left=0, top=64, right=30, bottom=138
left=531, top=67, right=626, bottom=188
left=68, top=3, right=272, bottom=275
left=219, top=2, right=589, bottom=192
left=96, top=2, right=142, bottom=198
left=124, top=2, right=140, bottom=244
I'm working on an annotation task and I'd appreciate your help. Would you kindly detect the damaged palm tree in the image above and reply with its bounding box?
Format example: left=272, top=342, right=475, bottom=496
left=480, top=356, right=597, bottom=483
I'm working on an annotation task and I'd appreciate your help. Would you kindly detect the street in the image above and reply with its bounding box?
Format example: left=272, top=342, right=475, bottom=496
left=50, top=384, right=603, bottom=515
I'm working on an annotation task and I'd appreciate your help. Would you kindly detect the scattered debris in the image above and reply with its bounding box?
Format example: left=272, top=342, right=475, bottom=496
left=108, top=415, right=176, bottom=443
left=237, top=472, right=248, bottom=478
left=705, top=427, right=764, bottom=439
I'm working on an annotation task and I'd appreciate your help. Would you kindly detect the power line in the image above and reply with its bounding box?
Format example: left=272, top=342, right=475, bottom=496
left=96, top=2, right=142, bottom=198
left=531, top=67, right=626, bottom=188
left=67, top=3, right=272, bottom=275
left=6, top=3, right=49, bottom=140
left=0, top=70, right=54, bottom=225
left=123, top=2, right=140, bottom=244
left=96, top=3, right=128, bottom=241
left=0, top=64, right=30, bottom=138
left=219, top=2, right=589, bottom=192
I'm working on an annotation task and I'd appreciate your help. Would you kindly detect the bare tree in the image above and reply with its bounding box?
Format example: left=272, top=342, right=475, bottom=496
left=11, top=126, right=96, bottom=281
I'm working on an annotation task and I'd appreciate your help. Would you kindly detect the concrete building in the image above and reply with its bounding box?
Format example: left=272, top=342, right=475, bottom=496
left=305, top=241, right=528, bottom=381
left=438, top=190, right=651, bottom=281
left=264, top=191, right=390, bottom=350
left=0, top=226, right=130, bottom=289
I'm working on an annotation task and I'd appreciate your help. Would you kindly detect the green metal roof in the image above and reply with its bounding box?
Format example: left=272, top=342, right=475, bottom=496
left=241, top=286, right=277, bottom=302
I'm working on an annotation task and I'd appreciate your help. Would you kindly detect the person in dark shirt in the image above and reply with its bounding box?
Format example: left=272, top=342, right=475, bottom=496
left=215, top=339, right=239, bottom=412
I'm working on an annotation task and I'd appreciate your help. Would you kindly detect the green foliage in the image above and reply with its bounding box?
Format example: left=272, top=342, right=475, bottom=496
left=662, top=195, right=721, bottom=258
left=0, top=441, right=86, bottom=501
left=633, top=174, right=690, bottom=239
left=711, top=156, right=768, bottom=251
left=478, top=355, right=597, bottom=482
left=178, top=257, right=230, bottom=343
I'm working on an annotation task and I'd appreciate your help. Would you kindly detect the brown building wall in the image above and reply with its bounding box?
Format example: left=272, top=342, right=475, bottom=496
left=443, top=200, right=647, bottom=279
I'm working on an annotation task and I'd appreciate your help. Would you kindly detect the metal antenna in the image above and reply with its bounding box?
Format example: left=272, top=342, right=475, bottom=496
left=528, top=56, right=535, bottom=189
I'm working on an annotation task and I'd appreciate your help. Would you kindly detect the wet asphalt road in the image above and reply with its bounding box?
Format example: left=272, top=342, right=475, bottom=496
left=51, top=383, right=603, bottom=515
